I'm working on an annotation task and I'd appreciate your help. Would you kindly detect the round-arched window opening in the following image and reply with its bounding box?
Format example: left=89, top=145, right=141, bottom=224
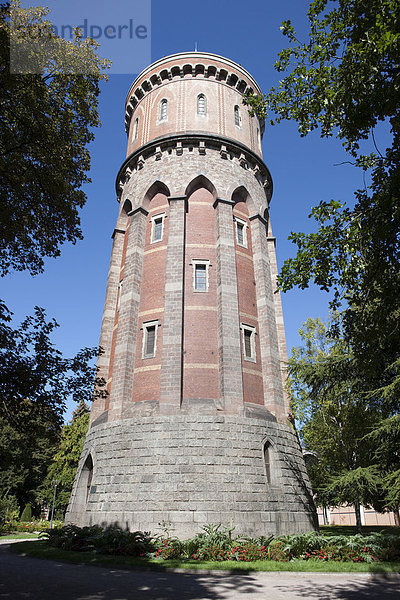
left=234, top=105, right=241, bottom=127
left=197, top=94, right=206, bottom=116
left=84, top=454, right=94, bottom=502
left=132, top=117, right=139, bottom=140
left=160, top=99, right=168, bottom=121
left=263, top=441, right=271, bottom=484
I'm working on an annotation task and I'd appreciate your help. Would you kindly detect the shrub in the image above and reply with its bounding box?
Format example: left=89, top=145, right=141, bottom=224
left=20, top=503, right=32, bottom=522
left=267, top=540, right=291, bottom=562
left=0, top=495, right=19, bottom=531
left=155, top=538, right=184, bottom=560
left=42, top=525, right=156, bottom=556
left=229, top=541, right=270, bottom=562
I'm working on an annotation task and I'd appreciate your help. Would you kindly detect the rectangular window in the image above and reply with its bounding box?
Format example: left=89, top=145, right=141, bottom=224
left=235, top=217, right=247, bottom=248
left=142, top=320, right=160, bottom=359
left=192, top=260, right=210, bottom=292
left=151, top=213, right=165, bottom=243
left=195, top=264, right=206, bottom=290
left=240, top=323, right=256, bottom=362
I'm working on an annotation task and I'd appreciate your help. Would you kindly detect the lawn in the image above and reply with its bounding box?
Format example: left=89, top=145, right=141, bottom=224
left=1, top=533, right=40, bottom=540
left=10, top=541, right=400, bottom=573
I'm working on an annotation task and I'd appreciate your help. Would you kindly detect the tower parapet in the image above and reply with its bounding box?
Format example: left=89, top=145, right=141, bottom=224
left=66, top=52, right=316, bottom=537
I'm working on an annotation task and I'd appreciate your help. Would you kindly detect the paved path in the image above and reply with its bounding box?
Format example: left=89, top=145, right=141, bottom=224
left=0, top=543, right=399, bottom=599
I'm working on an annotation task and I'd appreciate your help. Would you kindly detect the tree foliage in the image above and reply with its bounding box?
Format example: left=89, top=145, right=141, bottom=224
left=245, top=0, right=400, bottom=407
left=0, top=1, right=109, bottom=276
left=0, top=304, right=104, bottom=510
left=289, top=317, right=386, bottom=531
left=0, top=2, right=109, bottom=511
left=40, top=402, right=90, bottom=516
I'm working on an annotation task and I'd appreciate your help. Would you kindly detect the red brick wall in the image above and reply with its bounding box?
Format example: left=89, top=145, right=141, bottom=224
left=126, top=55, right=263, bottom=158
left=131, top=193, right=168, bottom=403
left=183, top=187, right=219, bottom=401
left=233, top=201, right=264, bottom=406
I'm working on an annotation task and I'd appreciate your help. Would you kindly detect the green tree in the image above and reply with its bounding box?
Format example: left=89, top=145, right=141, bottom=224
left=40, top=401, right=90, bottom=517
left=244, top=0, right=400, bottom=410
left=290, top=317, right=383, bottom=532
left=0, top=2, right=108, bottom=511
left=0, top=1, right=109, bottom=275
left=0, top=304, right=104, bottom=511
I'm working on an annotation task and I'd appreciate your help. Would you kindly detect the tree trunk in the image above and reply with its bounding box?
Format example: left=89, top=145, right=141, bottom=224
left=354, top=501, right=362, bottom=533
left=394, top=507, right=400, bottom=526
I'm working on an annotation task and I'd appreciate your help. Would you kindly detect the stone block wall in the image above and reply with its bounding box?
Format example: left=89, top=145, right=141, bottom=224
left=66, top=414, right=316, bottom=538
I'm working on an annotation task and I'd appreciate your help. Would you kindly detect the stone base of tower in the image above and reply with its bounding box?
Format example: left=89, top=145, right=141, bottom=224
left=66, top=413, right=317, bottom=538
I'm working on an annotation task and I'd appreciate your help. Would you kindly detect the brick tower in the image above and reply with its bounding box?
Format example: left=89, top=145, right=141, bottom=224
left=66, top=52, right=316, bottom=537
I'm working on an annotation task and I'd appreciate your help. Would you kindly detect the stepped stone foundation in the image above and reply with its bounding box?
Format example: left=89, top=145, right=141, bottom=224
left=67, top=413, right=315, bottom=538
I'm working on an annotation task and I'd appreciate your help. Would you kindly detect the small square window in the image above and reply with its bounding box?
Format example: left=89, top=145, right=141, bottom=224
left=192, top=260, right=210, bottom=292
left=240, top=323, right=256, bottom=362
left=234, top=217, right=247, bottom=248
left=151, top=213, right=165, bottom=243
left=142, top=320, right=160, bottom=359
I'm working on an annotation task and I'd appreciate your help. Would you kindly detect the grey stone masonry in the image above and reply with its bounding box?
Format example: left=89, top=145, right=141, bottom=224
left=159, top=197, right=186, bottom=411
left=250, top=215, right=287, bottom=420
left=91, top=228, right=126, bottom=423
left=214, top=198, right=244, bottom=413
left=108, top=208, right=148, bottom=420
left=65, top=414, right=317, bottom=539
left=267, top=222, right=290, bottom=411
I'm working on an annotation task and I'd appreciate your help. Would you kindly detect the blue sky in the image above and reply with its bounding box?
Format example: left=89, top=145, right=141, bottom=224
left=5, top=1, right=365, bottom=420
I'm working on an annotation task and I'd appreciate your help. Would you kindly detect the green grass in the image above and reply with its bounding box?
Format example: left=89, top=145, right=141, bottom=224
left=319, top=525, right=400, bottom=536
left=0, top=533, right=40, bottom=540
left=10, top=541, right=400, bottom=573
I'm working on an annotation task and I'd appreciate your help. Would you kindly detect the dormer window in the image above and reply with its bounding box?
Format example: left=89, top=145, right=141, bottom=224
left=160, top=99, right=168, bottom=121
left=197, top=94, right=206, bottom=116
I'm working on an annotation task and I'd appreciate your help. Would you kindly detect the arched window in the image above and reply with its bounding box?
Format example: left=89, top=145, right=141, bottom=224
left=84, top=454, right=94, bottom=501
left=160, top=99, right=168, bottom=121
left=234, top=105, right=240, bottom=127
left=197, top=94, right=206, bottom=115
left=132, top=118, right=139, bottom=140
left=263, top=441, right=271, bottom=483
left=257, top=127, right=261, bottom=151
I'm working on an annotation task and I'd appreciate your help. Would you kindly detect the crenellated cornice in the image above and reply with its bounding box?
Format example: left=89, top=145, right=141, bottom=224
left=115, top=132, right=273, bottom=203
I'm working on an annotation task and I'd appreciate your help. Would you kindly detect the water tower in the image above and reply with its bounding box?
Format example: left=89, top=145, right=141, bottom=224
left=66, top=52, right=316, bottom=537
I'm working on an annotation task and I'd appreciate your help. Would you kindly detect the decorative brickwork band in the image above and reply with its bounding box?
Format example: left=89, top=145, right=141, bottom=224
left=159, top=196, right=187, bottom=412
left=214, top=198, right=244, bottom=413
left=108, top=208, right=148, bottom=420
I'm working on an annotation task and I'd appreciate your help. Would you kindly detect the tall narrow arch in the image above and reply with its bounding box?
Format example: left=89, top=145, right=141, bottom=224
left=160, top=99, right=168, bottom=121
left=132, top=117, right=139, bottom=141
left=70, top=452, right=95, bottom=525
left=117, top=198, right=132, bottom=229
left=234, top=105, right=241, bottom=127
left=143, top=180, right=171, bottom=210
left=197, top=94, right=206, bottom=116
left=231, top=185, right=250, bottom=205
left=230, top=185, right=257, bottom=217
left=263, top=441, right=272, bottom=484
left=185, top=175, right=217, bottom=201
